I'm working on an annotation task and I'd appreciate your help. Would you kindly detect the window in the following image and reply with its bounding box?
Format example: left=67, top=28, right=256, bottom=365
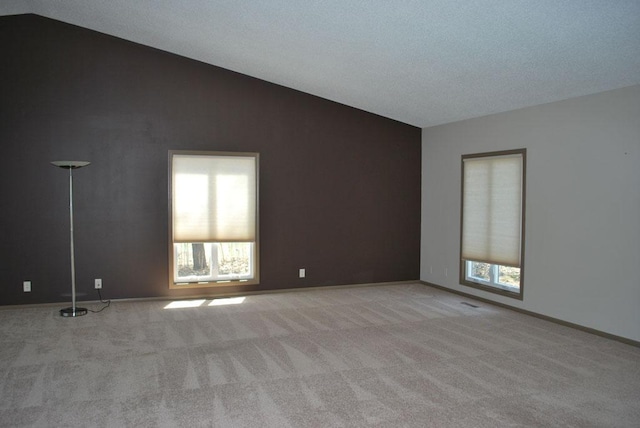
left=460, top=149, right=525, bottom=299
left=169, top=151, right=259, bottom=288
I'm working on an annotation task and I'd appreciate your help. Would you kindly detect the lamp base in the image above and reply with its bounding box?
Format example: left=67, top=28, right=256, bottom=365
left=60, top=307, right=88, bottom=317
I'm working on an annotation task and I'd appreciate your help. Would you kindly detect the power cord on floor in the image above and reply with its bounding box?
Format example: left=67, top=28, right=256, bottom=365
left=87, top=289, right=111, bottom=313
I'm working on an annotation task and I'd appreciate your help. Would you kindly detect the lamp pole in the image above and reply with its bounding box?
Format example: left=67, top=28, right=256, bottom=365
left=51, top=161, right=90, bottom=317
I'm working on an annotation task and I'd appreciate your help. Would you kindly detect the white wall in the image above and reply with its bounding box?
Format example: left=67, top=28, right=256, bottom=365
left=421, top=85, right=640, bottom=342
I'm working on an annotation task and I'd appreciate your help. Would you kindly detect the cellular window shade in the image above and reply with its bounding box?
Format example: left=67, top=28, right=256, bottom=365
left=172, top=153, right=257, bottom=243
left=462, top=153, right=523, bottom=267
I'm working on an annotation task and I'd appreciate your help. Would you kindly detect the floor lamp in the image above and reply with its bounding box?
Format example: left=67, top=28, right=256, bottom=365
left=51, top=160, right=90, bottom=317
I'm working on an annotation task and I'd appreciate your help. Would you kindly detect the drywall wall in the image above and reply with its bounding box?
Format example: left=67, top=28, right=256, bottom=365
left=421, top=85, right=640, bottom=342
left=0, top=15, right=421, bottom=305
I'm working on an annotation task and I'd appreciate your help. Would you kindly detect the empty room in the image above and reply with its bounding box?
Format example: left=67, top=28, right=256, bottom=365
left=1, top=1, right=639, bottom=426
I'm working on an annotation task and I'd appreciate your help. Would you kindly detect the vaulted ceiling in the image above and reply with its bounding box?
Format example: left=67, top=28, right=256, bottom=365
left=2, top=1, right=639, bottom=127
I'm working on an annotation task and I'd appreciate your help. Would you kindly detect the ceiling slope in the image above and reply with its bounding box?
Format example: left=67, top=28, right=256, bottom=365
left=2, top=0, right=639, bottom=127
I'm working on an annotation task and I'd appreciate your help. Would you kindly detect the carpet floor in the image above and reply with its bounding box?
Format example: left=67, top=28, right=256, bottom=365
left=0, top=282, right=638, bottom=427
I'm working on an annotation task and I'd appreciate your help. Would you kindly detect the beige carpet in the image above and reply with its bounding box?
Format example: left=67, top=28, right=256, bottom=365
left=0, top=282, right=638, bottom=427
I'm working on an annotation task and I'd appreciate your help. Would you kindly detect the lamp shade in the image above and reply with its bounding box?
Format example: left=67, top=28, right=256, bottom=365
left=51, top=161, right=91, bottom=169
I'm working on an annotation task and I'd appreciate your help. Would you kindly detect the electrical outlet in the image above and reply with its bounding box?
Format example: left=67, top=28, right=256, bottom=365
left=299, top=268, right=305, bottom=278
left=94, top=278, right=103, bottom=289
left=23, top=281, right=31, bottom=292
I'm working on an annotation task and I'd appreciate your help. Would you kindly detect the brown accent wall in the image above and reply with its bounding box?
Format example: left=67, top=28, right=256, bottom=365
left=0, top=14, right=421, bottom=305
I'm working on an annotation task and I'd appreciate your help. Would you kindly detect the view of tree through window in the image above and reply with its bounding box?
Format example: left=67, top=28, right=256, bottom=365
left=468, top=261, right=520, bottom=291
left=175, top=242, right=253, bottom=281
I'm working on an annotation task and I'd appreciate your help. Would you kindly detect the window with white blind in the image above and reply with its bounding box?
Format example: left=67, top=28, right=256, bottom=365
left=169, top=151, right=259, bottom=288
left=460, top=149, right=525, bottom=299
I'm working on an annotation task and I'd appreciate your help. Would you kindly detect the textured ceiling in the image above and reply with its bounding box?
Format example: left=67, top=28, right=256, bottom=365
left=2, top=0, right=640, bottom=127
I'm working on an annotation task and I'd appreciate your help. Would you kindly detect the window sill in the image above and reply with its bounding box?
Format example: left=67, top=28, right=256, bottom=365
left=460, top=279, right=523, bottom=300
left=169, top=278, right=259, bottom=289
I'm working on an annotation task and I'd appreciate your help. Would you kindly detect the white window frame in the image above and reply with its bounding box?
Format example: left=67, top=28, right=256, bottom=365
left=464, top=261, right=520, bottom=293
left=169, top=150, right=259, bottom=289
left=172, top=242, right=256, bottom=284
left=460, top=148, right=525, bottom=299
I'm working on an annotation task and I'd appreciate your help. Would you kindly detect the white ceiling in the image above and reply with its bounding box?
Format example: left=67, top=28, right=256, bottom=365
left=2, top=1, right=640, bottom=127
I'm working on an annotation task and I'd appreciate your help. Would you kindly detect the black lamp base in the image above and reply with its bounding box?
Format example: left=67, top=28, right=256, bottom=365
left=60, top=307, right=88, bottom=317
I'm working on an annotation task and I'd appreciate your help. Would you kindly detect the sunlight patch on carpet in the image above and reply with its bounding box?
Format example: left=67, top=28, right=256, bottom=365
left=209, top=297, right=246, bottom=306
left=164, top=299, right=206, bottom=309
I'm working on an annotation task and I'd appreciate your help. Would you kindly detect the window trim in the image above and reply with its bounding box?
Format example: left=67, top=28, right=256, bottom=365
left=459, top=148, right=526, bottom=300
left=168, top=150, right=259, bottom=289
